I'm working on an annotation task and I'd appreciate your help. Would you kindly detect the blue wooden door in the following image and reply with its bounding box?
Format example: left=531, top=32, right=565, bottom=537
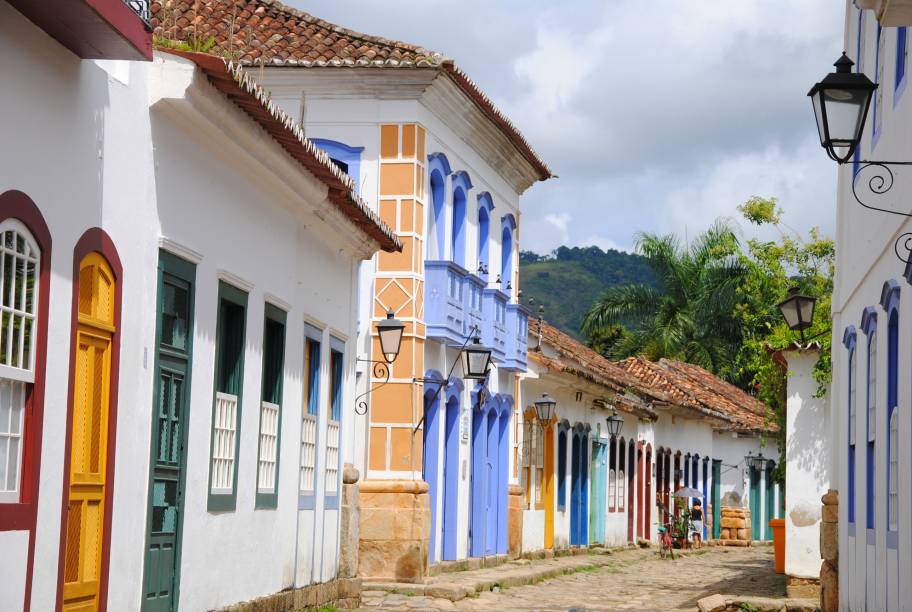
left=470, top=406, right=487, bottom=557
left=442, top=397, right=460, bottom=560
left=422, top=389, right=441, bottom=563
left=570, top=433, right=581, bottom=545
left=580, top=435, right=589, bottom=545
left=485, top=410, right=497, bottom=556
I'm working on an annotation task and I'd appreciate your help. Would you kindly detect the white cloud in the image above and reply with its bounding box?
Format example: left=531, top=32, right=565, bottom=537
left=292, top=0, right=844, bottom=257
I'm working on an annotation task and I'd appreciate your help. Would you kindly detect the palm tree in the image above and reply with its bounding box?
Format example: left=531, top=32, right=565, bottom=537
left=581, top=220, right=747, bottom=378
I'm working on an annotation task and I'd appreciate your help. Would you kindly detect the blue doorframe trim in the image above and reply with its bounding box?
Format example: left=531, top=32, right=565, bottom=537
left=423, top=369, right=443, bottom=563
left=442, top=376, right=462, bottom=561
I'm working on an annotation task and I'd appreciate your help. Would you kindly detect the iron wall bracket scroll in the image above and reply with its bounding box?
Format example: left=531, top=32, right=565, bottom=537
left=849, top=161, right=912, bottom=264
left=354, top=360, right=391, bottom=416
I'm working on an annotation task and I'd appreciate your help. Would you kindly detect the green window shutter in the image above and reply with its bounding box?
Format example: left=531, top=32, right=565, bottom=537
left=256, top=304, right=286, bottom=509
left=208, top=281, right=247, bottom=512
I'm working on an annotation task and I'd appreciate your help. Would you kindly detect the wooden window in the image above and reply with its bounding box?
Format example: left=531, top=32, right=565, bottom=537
left=608, top=470, right=616, bottom=514
left=256, top=304, right=285, bottom=508
left=208, top=282, right=247, bottom=511
left=0, top=221, right=39, bottom=504
left=618, top=444, right=626, bottom=512
left=300, top=332, right=320, bottom=495
left=521, top=411, right=533, bottom=508
left=325, top=341, right=343, bottom=496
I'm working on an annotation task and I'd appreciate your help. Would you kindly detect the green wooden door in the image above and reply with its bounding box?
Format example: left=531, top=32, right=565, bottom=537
left=749, top=467, right=760, bottom=539
left=142, top=252, right=195, bottom=612
left=711, top=460, right=721, bottom=539
left=764, top=464, right=775, bottom=540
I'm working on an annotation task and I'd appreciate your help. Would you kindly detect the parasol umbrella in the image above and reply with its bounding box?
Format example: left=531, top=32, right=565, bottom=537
left=674, top=486, right=702, bottom=498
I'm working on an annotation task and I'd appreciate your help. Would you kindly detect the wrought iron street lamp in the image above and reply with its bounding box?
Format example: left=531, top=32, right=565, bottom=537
left=462, top=337, right=493, bottom=380
left=809, top=53, right=912, bottom=263
left=353, top=310, right=405, bottom=415
left=777, top=287, right=817, bottom=343
left=377, top=309, right=405, bottom=363
left=605, top=408, right=624, bottom=438
left=534, top=393, right=556, bottom=425
left=808, top=53, right=877, bottom=163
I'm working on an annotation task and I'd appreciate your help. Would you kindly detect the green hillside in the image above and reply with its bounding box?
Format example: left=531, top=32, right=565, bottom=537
left=519, top=246, right=657, bottom=340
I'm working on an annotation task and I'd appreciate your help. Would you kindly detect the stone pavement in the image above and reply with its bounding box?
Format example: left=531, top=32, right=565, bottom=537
left=360, top=545, right=790, bottom=611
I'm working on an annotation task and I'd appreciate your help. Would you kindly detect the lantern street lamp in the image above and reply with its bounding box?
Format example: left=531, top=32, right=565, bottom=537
left=808, top=53, right=877, bottom=163
left=744, top=451, right=766, bottom=472
left=534, top=393, right=556, bottom=426
left=353, top=310, right=405, bottom=415
left=605, top=408, right=624, bottom=438
left=377, top=309, right=405, bottom=363
left=777, top=287, right=817, bottom=343
left=462, top=337, right=493, bottom=380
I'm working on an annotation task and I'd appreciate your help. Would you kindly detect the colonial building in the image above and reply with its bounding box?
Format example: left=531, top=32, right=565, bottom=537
left=0, top=2, right=399, bottom=609
left=518, top=322, right=779, bottom=555
left=150, top=0, right=553, bottom=583
left=828, top=2, right=912, bottom=610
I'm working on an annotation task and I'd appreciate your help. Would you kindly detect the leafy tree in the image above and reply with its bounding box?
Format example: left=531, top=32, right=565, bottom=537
left=734, top=197, right=834, bottom=480
left=581, top=220, right=748, bottom=379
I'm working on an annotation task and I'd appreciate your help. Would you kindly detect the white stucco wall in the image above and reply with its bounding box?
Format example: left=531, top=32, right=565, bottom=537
left=781, top=349, right=831, bottom=579
left=835, top=5, right=912, bottom=610
left=0, top=12, right=370, bottom=609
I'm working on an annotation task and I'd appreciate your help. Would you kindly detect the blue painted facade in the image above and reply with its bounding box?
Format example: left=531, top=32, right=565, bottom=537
left=569, top=424, right=590, bottom=546
left=310, top=139, right=364, bottom=194
left=469, top=388, right=512, bottom=557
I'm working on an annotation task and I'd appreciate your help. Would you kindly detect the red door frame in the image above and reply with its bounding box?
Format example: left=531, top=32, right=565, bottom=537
left=673, top=452, right=681, bottom=518
left=636, top=443, right=644, bottom=540
left=55, top=229, right=123, bottom=612
left=644, top=445, right=652, bottom=539
left=0, top=192, right=51, bottom=612
left=626, top=441, right=635, bottom=542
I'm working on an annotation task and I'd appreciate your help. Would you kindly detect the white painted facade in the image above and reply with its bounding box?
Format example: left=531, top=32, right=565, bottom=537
left=257, top=66, right=531, bottom=564
left=517, top=327, right=775, bottom=556
left=833, top=4, right=912, bottom=610
left=779, top=349, right=832, bottom=579
left=0, top=7, right=384, bottom=609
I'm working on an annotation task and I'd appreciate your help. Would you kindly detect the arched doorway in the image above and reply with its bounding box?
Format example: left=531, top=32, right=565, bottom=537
left=470, top=388, right=489, bottom=557
left=59, top=235, right=122, bottom=612
left=569, top=424, right=589, bottom=546
left=496, top=398, right=511, bottom=555
left=636, top=443, right=644, bottom=539
left=589, top=438, right=606, bottom=544
left=543, top=418, right=556, bottom=549
left=442, top=379, right=462, bottom=560
left=627, top=440, right=636, bottom=542
left=673, top=452, right=682, bottom=518
left=422, top=375, right=442, bottom=563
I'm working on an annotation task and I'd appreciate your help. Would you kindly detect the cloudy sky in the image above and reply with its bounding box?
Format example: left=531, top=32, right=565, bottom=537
left=297, top=0, right=846, bottom=254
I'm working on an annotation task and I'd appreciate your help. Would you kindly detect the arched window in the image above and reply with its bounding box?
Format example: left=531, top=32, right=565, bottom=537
left=617, top=437, right=625, bottom=511
left=843, top=326, right=857, bottom=525
left=310, top=139, right=364, bottom=193
left=862, top=305, right=877, bottom=531
left=880, top=280, right=899, bottom=538
left=477, top=193, right=493, bottom=277
left=500, top=214, right=516, bottom=295
left=608, top=436, right=617, bottom=512
left=427, top=153, right=451, bottom=261
left=0, top=219, right=41, bottom=503
left=451, top=172, right=471, bottom=268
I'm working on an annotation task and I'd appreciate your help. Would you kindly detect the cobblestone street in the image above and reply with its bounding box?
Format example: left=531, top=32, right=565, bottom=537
left=361, top=546, right=787, bottom=611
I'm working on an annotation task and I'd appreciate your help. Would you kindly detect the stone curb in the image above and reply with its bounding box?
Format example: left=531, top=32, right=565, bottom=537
left=696, top=593, right=819, bottom=612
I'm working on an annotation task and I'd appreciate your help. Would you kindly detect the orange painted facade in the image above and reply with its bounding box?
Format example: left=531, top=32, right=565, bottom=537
left=369, top=123, right=427, bottom=477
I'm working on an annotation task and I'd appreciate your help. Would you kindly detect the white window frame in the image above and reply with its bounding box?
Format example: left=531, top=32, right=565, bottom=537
left=0, top=219, right=40, bottom=504
left=618, top=469, right=625, bottom=512
left=849, top=348, right=857, bottom=447
left=211, top=391, right=238, bottom=495
left=889, top=409, right=898, bottom=531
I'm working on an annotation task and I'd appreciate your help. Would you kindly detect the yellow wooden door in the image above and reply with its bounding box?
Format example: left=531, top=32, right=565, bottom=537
left=63, top=253, right=116, bottom=612
left=543, top=423, right=555, bottom=549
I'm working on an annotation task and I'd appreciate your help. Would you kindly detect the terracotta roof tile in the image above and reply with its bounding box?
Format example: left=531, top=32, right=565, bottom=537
left=617, top=356, right=776, bottom=434
left=160, top=48, right=401, bottom=252
left=151, top=0, right=553, bottom=181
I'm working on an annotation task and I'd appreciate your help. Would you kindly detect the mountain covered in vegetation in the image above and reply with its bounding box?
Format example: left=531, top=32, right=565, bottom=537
left=518, top=246, right=657, bottom=339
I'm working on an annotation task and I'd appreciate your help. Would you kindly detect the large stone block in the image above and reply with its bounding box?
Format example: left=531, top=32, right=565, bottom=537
left=360, top=538, right=427, bottom=582
left=360, top=506, right=396, bottom=541
left=820, top=559, right=838, bottom=612
left=737, top=528, right=751, bottom=540
left=821, top=503, right=838, bottom=524
left=720, top=528, right=730, bottom=540
left=721, top=517, right=745, bottom=529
